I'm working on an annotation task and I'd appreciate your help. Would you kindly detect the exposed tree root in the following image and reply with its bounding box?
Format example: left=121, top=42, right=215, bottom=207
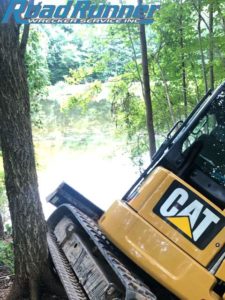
left=30, top=278, right=39, bottom=300
left=6, top=263, right=66, bottom=300
left=6, top=279, right=28, bottom=300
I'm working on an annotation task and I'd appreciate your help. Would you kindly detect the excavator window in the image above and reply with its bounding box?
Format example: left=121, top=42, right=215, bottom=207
left=182, top=114, right=216, bottom=151
left=181, top=91, right=225, bottom=207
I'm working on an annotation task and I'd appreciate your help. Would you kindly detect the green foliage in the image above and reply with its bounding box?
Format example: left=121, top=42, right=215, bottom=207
left=43, top=26, right=86, bottom=84
left=110, top=80, right=144, bottom=136
left=66, top=67, right=95, bottom=85
left=25, top=0, right=225, bottom=167
left=25, top=28, right=50, bottom=128
left=63, top=80, right=102, bottom=113
left=0, top=240, right=14, bottom=272
left=107, top=0, right=225, bottom=164
left=5, top=224, right=12, bottom=236
left=0, top=185, right=7, bottom=214
left=150, top=0, right=225, bottom=129
left=109, top=76, right=148, bottom=168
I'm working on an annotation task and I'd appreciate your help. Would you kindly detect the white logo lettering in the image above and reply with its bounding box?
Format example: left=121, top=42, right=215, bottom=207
left=192, top=208, right=220, bottom=241
left=160, top=188, right=188, bottom=217
left=159, top=187, right=221, bottom=242
left=178, top=200, right=203, bottom=228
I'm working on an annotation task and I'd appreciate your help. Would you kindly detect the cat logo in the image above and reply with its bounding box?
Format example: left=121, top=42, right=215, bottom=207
left=154, top=181, right=225, bottom=249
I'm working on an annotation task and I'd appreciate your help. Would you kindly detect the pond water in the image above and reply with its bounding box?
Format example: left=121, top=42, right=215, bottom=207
left=36, top=140, right=141, bottom=218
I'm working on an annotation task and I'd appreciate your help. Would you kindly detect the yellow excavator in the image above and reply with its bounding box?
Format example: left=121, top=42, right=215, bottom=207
left=47, top=82, right=225, bottom=300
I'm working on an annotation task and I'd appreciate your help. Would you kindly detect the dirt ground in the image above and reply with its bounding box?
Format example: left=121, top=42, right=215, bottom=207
left=0, top=266, right=68, bottom=300
left=0, top=272, right=67, bottom=300
left=0, top=268, right=13, bottom=300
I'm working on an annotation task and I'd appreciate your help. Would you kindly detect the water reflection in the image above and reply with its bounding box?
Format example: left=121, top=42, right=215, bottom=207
left=36, top=140, right=140, bottom=218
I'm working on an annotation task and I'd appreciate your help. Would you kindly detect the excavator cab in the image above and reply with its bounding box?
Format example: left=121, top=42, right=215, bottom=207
left=160, top=87, right=225, bottom=209
left=124, top=83, right=225, bottom=209
left=47, top=83, right=225, bottom=300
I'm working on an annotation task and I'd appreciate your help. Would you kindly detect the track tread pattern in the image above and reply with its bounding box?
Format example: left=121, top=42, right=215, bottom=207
left=66, top=204, right=157, bottom=300
left=47, top=231, right=88, bottom=300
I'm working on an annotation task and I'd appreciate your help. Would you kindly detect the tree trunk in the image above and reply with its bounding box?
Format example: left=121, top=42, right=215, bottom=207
left=138, top=0, right=156, bottom=158
left=156, top=58, right=176, bottom=125
left=194, top=1, right=225, bottom=71
left=0, top=213, right=4, bottom=239
left=196, top=0, right=208, bottom=93
left=0, top=1, right=49, bottom=298
left=217, top=4, right=225, bottom=34
left=190, top=60, right=200, bottom=103
left=209, top=3, right=214, bottom=90
left=179, top=0, right=188, bottom=118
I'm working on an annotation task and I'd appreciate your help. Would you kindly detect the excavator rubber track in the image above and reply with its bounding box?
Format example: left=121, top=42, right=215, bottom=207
left=47, top=204, right=157, bottom=300
left=47, top=231, right=88, bottom=300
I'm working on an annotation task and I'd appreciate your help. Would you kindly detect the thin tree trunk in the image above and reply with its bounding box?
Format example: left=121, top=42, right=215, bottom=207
left=179, top=0, right=188, bottom=118
left=127, top=26, right=143, bottom=85
left=194, top=1, right=225, bottom=70
left=190, top=61, right=200, bottom=103
left=0, top=1, right=50, bottom=298
left=186, top=52, right=201, bottom=103
left=156, top=58, right=176, bottom=125
left=127, top=26, right=145, bottom=100
left=138, top=0, right=156, bottom=158
left=196, top=1, right=208, bottom=93
left=217, top=4, right=225, bottom=33
left=181, top=49, right=188, bottom=117
left=209, top=3, right=214, bottom=90
left=0, top=213, right=4, bottom=239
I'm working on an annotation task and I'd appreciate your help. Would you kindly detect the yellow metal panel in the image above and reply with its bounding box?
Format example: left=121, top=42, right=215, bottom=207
left=215, top=260, right=225, bottom=282
left=129, top=167, right=225, bottom=266
left=99, top=200, right=221, bottom=300
left=130, top=167, right=168, bottom=211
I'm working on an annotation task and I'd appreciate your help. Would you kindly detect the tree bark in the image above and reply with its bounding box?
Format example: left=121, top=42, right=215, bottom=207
left=138, top=0, right=156, bottom=158
left=194, top=1, right=225, bottom=71
left=216, top=3, right=225, bottom=34
left=127, top=25, right=146, bottom=111
left=191, top=65, right=201, bottom=103
left=0, top=1, right=49, bottom=298
left=179, top=0, right=188, bottom=118
left=196, top=0, right=208, bottom=93
left=209, top=3, right=214, bottom=90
